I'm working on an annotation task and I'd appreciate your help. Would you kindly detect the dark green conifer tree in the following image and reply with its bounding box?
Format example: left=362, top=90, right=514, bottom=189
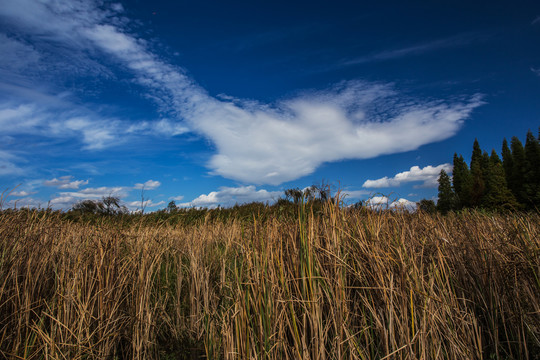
left=510, top=136, right=527, bottom=205
left=483, top=150, right=519, bottom=210
left=437, top=169, right=456, bottom=214
left=452, top=153, right=471, bottom=208
left=469, top=139, right=485, bottom=207
left=501, top=138, right=513, bottom=189
left=524, top=130, right=540, bottom=207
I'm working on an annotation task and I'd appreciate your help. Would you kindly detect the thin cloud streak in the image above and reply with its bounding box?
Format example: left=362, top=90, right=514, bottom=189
left=339, top=33, right=484, bottom=67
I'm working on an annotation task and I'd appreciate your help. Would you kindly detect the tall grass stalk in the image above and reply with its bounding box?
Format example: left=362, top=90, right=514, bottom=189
left=0, top=205, right=539, bottom=359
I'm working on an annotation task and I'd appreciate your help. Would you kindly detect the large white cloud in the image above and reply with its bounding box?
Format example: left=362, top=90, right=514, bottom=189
left=363, top=163, right=453, bottom=189
left=0, top=0, right=484, bottom=185
left=180, top=186, right=283, bottom=208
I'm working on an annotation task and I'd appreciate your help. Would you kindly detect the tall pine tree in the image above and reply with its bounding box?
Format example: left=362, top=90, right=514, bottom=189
left=524, top=130, right=540, bottom=208
left=501, top=138, right=513, bottom=189
left=510, top=136, right=527, bottom=206
left=437, top=169, right=456, bottom=214
left=483, top=150, right=519, bottom=210
left=470, top=139, right=485, bottom=207
left=452, top=153, right=472, bottom=208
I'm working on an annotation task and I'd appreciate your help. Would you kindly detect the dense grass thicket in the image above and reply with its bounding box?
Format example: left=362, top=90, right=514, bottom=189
left=1, top=202, right=539, bottom=359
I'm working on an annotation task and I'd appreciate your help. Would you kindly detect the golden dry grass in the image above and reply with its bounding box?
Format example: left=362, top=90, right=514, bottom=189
left=0, top=204, right=539, bottom=359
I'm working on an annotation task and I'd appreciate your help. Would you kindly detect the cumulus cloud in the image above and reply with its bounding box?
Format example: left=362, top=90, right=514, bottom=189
left=180, top=186, right=282, bottom=208
left=363, top=164, right=453, bottom=189
left=364, top=196, right=416, bottom=211
left=43, top=175, right=89, bottom=189
left=389, top=198, right=417, bottom=211
left=0, top=0, right=484, bottom=185
left=134, top=180, right=161, bottom=190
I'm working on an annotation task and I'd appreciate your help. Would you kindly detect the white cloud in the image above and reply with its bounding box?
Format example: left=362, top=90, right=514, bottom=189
left=0, top=0, right=484, bottom=185
left=169, top=195, right=185, bottom=201
left=127, top=199, right=165, bottom=209
left=0, top=103, right=45, bottom=134
left=363, top=164, right=453, bottom=189
left=5, top=197, right=44, bottom=209
left=363, top=196, right=416, bottom=211
left=10, top=190, right=37, bottom=197
left=389, top=198, right=417, bottom=211
left=532, top=68, right=540, bottom=77
left=48, top=186, right=128, bottom=209
left=127, top=119, right=189, bottom=136
left=365, top=196, right=389, bottom=210
left=134, top=180, right=161, bottom=190
left=82, top=21, right=482, bottom=185
left=43, top=175, right=89, bottom=189
left=180, top=186, right=282, bottom=208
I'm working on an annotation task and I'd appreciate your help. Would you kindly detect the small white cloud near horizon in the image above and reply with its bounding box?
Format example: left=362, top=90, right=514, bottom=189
left=43, top=176, right=89, bottom=189
left=180, top=185, right=282, bottom=208
left=134, top=180, right=161, bottom=190
left=48, top=186, right=128, bottom=209
left=363, top=163, right=453, bottom=189
left=127, top=199, right=165, bottom=210
left=364, top=196, right=417, bottom=211
left=169, top=195, right=185, bottom=201
left=390, top=198, right=417, bottom=211
left=10, top=190, right=37, bottom=197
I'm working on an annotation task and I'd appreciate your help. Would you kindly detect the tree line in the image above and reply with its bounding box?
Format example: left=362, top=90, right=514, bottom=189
left=436, top=128, right=540, bottom=213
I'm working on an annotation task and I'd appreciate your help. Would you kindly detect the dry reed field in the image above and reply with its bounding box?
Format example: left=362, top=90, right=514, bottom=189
left=1, top=203, right=539, bottom=359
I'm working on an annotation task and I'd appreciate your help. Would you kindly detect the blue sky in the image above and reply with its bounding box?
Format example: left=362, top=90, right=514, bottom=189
left=1, top=0, right=539, bottom=210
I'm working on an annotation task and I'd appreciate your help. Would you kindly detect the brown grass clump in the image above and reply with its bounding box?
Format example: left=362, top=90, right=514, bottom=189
left=0, top=205, right=539, bottom=359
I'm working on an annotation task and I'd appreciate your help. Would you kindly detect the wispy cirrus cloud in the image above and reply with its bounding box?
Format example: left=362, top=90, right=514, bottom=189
left=0, top=1, right=484, bottom=185
left=339, top=33, right=484, bottom=67
left=363, top=164, right=453, bottom=189
left=0, top=150, right=26, bottom=176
